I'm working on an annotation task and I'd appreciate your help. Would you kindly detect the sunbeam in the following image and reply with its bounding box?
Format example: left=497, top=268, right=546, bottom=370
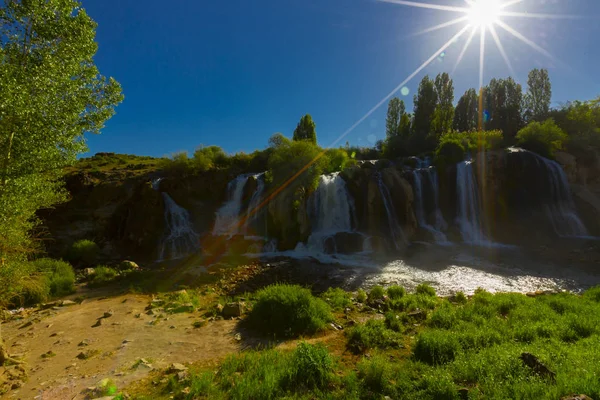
left=499, top=11, right=582, bottom=20
left=413, top=15, right=469, bottom=36
left=479, top=26, right=486, bottom=90
left=379, top=0, right=468, bottom=13
left=489, top=23, right=514, bottom=76
left=495, top=19, right=554, bottom=61
left=452, top=25, right=478, bottom=75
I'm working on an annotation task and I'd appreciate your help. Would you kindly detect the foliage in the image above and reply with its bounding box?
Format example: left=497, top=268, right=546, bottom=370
left=386, top=97, right=408, bottom=138
left=551, top=97, right=600, bottom=162
left=412, top=75, right=438, bottom=143
left=293, top=114, right=317, bottom=145
left=247, top=284, right=332, bottom=337
left=434, top=130, right=504, bottom=168
left=321, top=287, right=353, bottom=311
left=524, top=68, right=552, bottom=123
left=415, top=283, right=436, bottom=297
left=431, top=72, right=455, bottom=136
left=483, top=77, right=523, bottom=141
left=368, top=285, right=385, bottom=301
left=90, top=266, right=119, bottom=286
left=286, top=342, right=335, bottom=389
left=32, top=258, right=76, bottom=298
left=387, top=285, right=406, bottom=300
left=66, top=239, right=100, bottom=266
left=356, top=289, right=367, bottom=303
left=516, top=119, right=568, bottom=158
left=346, top=319, right=403, bottom=353
left=434, top=137, right=466, bottom=169
left=453, top=88, right=479, bottom=132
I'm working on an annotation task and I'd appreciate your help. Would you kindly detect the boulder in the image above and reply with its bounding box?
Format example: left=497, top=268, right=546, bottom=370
left=118, top=260, right=140, bottom=271
left=167, top=363, right=188, bottom=373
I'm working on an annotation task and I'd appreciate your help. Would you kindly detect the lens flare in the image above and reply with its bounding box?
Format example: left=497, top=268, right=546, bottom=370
left=467, top=0, right=501, bottom=27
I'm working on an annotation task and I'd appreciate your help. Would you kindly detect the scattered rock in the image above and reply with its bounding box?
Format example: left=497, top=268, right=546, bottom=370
left=78, top=339, right=91, bottom=347
left=83, top=268, right=96, bottom=277
left=222, top=302, right=244, bottom=318
left=77, top=349, right=100, bottom=360
left=170, top=325, right=176, bottom=329
left=407, top=309, right=427, bottom=321
left=49, top=332, right=63, bottom=337
left=520, top=352, right=556, bottom=381
left=46, top=324, right=53, bottom=329
left=60, top=300, right=76, bottom=307
left=41, top=350, right=56, bottom=359
left=134, top=313, right=141, bottom=318
left=176, top=371, right=189, bottom=382
left=18, top=321, right=33, bottom=329
left=329, top=323, right=343, bottom=331
left=92, top=319, right=103, bottom=328
left=146, top=309, right=156, bottom=316
left=561, top=395, right=594, bottom=400
left=103, top=310, right=114, bottom=318
left=234, top=333, right=242, bottom=341
left=215, top=303, right=224, bottom=314
left=119, top=260, right=140, bottom=271
left=122, top=339, right=133, bottom=344
left=167, top=363, right=188, bottom=373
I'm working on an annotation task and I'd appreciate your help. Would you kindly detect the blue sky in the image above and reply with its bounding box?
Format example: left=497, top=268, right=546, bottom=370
left=82, top=0, right=600, bottom=157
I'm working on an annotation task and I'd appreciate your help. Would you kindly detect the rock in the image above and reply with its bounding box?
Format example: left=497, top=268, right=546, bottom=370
left=92, top=319, right=102, bottom=328
left=18, top=321, right=33, bottom=329
left=407, top=309, right=427, bottom=321
left=60, top=300, right=76, bottom=307
left=222, top=302, right=244, bottom=318
left=215, top=303, right=224, bottom=314
left=561, top=395, right=594, bottom=400
left=146, top=309, right=156, bottom=316
left=176, top=371, right=189, bottom=382
left=77, top=349, right=100, bottom=360
left=78, top=339, right=90, bottom=347
left=329, top=322, right=343, bottom=331
left=83, top=268, right=96, bottom=277
left=103, top=310, right=114, bottom=318
left=119, top=260, right=140, bottom=271
left=520, top=352, right=556, bottom=382
left=167, top=363, right=188, bottom=373
left=49, top=332, right=63, bottom=337
left=234, top=333, right=242, bottom=341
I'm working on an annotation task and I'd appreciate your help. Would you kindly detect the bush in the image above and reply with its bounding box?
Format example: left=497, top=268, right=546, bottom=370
left=32, top=258, right=76, bottom=298
left=347, top=319, right=403, bottom=353
left=356, top=289, right=367, bottom=303
left=368, top=286, right=385, bottom=301
left=286, top=342, right=334, bottom=389
left=66, top=239, right=99, bottom=266
left=321, top=287, right=353, bottom=311
left=90, top=266, right=119, bottom=286
left=414, top=329, right=460, bottom=365
left=435, top=137, right=465, bottom=169
left=357, top=355, right=396, bottom=395
left=435, top=130, right=504, bottom=168
left=387, top=285, right=406, bottom=300
left=20, top=275, right=51, bottom=305
left=248, top=284, right=332, bottom=337
left=416, top=283, right=436, bottom=297
left=516, top=119, right=567, bottom=158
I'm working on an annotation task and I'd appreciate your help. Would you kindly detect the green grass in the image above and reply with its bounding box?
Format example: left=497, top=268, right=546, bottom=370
left=90, top=266, right=119, bottom=286
left=66, top=239, right=99, bottom=266
left=321, top=287, right=353, bottom=311
left=32, top=258, right=76, bottom=298
left=129, top=286, right=600, bottom=400
left=247, top=284, right=332, bottom=338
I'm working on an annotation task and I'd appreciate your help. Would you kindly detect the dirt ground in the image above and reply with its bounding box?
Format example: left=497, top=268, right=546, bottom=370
left=1, top=292, right=241, bottom=400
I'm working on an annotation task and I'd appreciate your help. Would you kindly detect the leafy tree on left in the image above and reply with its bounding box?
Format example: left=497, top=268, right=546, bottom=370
left=0, top=0, right=123, bottom=303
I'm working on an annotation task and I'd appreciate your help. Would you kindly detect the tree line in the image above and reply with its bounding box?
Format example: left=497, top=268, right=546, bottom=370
left=383, top=68, right=554, bottom=157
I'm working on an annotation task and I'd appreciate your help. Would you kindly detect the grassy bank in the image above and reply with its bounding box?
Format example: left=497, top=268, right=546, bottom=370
left=125, top=284, right=600, bottom=400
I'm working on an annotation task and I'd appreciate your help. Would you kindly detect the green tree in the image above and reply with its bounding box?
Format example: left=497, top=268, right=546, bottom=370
left=293, top=114, right=317, bottom=145
left=453, top=89, right=478, bottom=132
left=516, top=119, right=567, bottom=159
left=524, top=68, right=552, bottom=123
left=483, top=77, right=523, bottom=141
left=0, top=0, right=123, bottom=300
left=412, top=76, right=438, bottom=151
left=431, top=73, right=454, bottom=136
left=385, top=97, right=405, bottom=138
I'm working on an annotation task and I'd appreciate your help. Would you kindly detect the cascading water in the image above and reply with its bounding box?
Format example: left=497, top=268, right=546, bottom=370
left=306, top=172, right=356, bottom=252
left=531, top=153, right=588, bottom=237
left=243, top=173, right=265, bottom=234
left=411, top=168, right=449, bottom=244
left=152, top=178, right=200, bottom=260
left=376, top=172, right=406, bottom=249
left=456, top=161, right=489, bottom=245
left=212, top=174, right=252, bottom=236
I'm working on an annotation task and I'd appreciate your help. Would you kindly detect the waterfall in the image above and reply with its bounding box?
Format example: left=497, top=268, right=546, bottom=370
left=243, top=173, right=265, bottom=234
left=411, top=168, right=449, bottom=244
left=376, top=172, right=406, bottom=249
left=532, top=154, right=588, bottom=237
left=456, top=161, right=488, bottom=245
left=212, top=174, right=251, bottom=236
left=306, top=172, right=356, bottom=252
left=151, top=179, right=200, bottom=260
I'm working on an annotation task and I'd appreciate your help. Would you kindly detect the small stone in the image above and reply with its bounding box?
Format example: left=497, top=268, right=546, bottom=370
left=46, top=323, right=53, bottom=329
left=167, top=363, right=188, bottom=373
left=103, top=310, right=114, bottom=318
left=60, top=300, right=76, bottom=306
left=19, top=321, right=33, bottom=329
left=78, top=339, right=90, bottom=347
left=122, top=339, right=133, bottom=344
left=234, top=333, right=242, bottom=341
left=92, top=319, right=102, bottom=328
left=176, top=371, right=189, bottom=381
left=170, top=325, right=176, bottom=329
left=222, top=302, right=244, bottom=318
left=560, top=395, right=594, bottom=400
left=146, top=309, right=155, bottom=316
left=49, top=332, right=63, bottom=337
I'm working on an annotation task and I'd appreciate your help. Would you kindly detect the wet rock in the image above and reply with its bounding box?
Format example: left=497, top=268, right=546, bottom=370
left=520, top=352, right=556, bottom=381
left=222, top=302, right=244, bottom=318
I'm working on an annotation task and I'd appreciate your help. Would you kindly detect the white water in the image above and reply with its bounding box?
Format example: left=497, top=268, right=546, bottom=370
left=306, top=172, right=356, bottom=253
left=533, top=154, right=588, bottom=237
left=212, top=174, right=252, bottom=236
left=151, top=179, right=200, bottom=260
left=456, top=161, right=490, bottom=245
left=243, top=173, right=265, bottom=234
left=411, top=168, right=449, bottom=244
left=376, top=172, right=406, bottom=249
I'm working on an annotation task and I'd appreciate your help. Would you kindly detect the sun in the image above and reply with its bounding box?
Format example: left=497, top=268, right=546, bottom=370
left=467, top=0, right=502, bottom=27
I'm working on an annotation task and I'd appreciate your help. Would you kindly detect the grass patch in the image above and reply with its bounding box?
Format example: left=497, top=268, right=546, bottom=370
left=321, top=287, right=353, bottom=311
left=66, top=239, right=100, bottom=266
left=346, top=319, right=403, bottom=353
left=89, top=266, right=119, bottom=286
left=247, top=284, right=332, bottom=338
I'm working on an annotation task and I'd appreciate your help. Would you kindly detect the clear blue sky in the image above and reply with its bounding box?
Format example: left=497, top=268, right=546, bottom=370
left=81, top=0, right=600, bottom=157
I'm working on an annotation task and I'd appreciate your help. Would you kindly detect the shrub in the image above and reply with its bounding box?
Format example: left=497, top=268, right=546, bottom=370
left=386, top=285, right=406, bottom=300
left=453, top=291, right=467, bottom=304
left=516, top=119, right=567, bottom=158
left=435, top=137, right=465, bottom=169
left=357, top=355, right=396, bottom=395
left=66, top=239, right=99, bottom=266
left=90, top=266, right=119, bottom=286
left=413, top=329, right=460, bottom=365
left=384, top=312, right=404, bottom=332
left=356, top=289, right=367, bottom=303
left=32, top=258, right=76, bottom=298
left=159, top=151, right=193, bottom=175
left=369, top=286, right=385, bottom=301
left=321, top=287, right=353, bottom=311
left=583, top=286, right=600, bottom=303
left=248, top=284, right=332, bottom=337
left=286, top=342, right=334, bottom=389
left=416, top=283, right=436, bottom=297
left=20, top=274, right=51, bottom=305
left=347, top=319, right=403, bottom=353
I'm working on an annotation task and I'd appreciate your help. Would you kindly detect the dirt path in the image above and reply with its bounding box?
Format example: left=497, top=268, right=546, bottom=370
left=1, top=294, right=240, bottom=399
